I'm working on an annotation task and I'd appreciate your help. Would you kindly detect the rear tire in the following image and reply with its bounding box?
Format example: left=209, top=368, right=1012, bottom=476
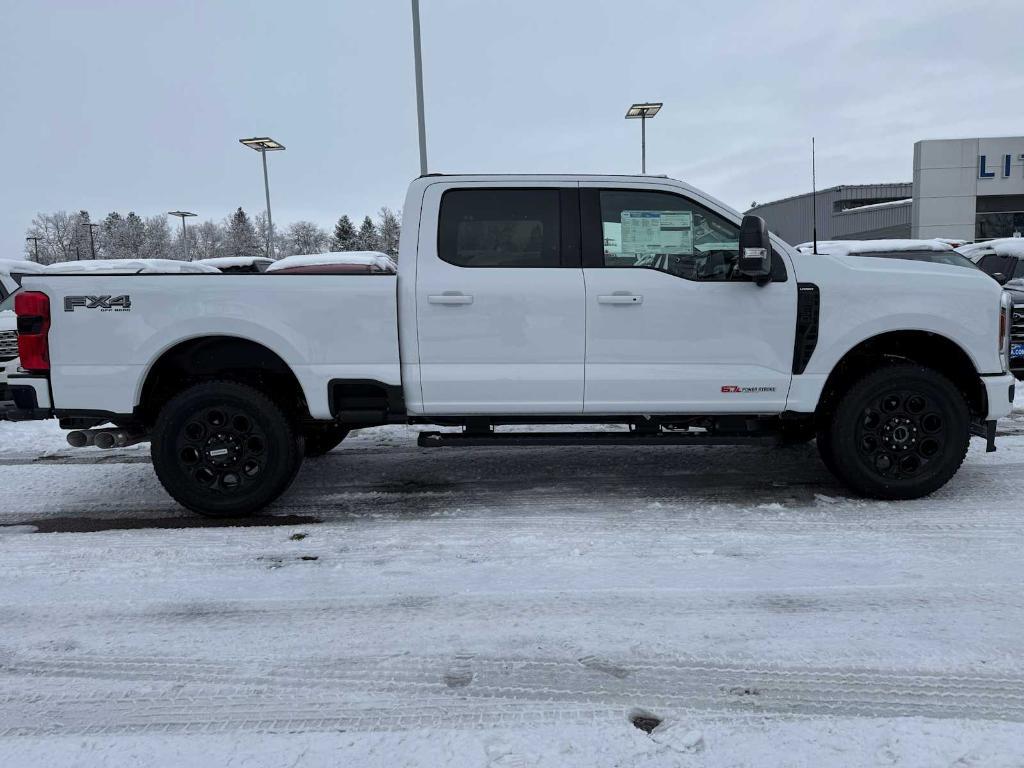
left=302, top=424, right=350, bottom=457
left=151, top=381, right=304, bottom=516
left=823, top=364, right=969, bottom=500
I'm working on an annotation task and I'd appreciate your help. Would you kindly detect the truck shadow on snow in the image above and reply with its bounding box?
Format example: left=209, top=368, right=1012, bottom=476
left=0, top=442, right=882, bottom=533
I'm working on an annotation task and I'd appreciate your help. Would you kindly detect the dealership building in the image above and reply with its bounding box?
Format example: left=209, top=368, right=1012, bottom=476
left=747, top=137, right=1024, bottom=246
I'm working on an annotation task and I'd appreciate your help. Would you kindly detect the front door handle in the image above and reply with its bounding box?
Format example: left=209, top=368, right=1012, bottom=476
left=428, top=292, right=474, bottom=305
left=597, top=293, right=643, bottom=305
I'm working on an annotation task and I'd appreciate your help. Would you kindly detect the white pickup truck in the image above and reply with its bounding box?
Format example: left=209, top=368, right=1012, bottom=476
left=3, top=175, right=1014, bottom=516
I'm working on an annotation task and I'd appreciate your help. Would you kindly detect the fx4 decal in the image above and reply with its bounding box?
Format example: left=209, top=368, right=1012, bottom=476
left=64, top=295, right=132, bottom=312
left=721, top=385, right=776, bottom=393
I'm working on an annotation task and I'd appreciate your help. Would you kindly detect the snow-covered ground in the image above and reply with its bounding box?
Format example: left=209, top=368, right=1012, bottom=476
left=3, top=406, right=1024, bottom=766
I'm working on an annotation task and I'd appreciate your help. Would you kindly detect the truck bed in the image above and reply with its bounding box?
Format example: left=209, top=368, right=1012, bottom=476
left=23, top=273, right=400, bottom=420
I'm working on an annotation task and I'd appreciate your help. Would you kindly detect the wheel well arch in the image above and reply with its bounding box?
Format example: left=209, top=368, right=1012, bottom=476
left=816, top=330, right=985, bottom=419
left=136, top=335, right=309, bottom=424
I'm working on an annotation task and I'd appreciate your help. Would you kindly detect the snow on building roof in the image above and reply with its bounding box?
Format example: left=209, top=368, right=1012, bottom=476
left=41, top=259, right=220, bottom=274
left=264, top=251, right=397, bottom=273
left=794, top=239, right=953, bottom=256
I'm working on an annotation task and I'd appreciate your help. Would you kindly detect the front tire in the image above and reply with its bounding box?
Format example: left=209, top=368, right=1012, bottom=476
left=151, top=381, right=304, bottom=516
left=823, top=364, right=969, bottom=500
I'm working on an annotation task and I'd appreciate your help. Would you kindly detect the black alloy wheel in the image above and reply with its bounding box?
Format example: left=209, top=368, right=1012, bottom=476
left=822, top=364, right=969, bottom=500
left=151, top=381, right=304, bottom=516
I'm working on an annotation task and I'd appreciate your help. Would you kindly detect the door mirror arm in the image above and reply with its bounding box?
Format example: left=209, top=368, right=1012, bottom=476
left=738, top=215, right=772, bottom=286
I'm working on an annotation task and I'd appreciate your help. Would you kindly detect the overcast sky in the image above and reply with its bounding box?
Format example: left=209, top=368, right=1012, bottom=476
left=2, top=0, right=1023, bottom=257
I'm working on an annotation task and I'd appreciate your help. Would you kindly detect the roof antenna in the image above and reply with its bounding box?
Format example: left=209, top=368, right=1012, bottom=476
left=811, top=137, right=819, bottom=255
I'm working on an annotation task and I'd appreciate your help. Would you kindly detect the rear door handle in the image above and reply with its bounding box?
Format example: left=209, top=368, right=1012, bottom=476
left=597, top=293, right=643, bottom=305
left=428, top=292, right=474, bottom=305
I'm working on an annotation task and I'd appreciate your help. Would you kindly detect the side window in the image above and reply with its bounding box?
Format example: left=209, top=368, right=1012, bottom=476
left=1013, top=258, right=1024, bottom=280
left=438, top=189, right=560, bottom=268
left=597, top=190, right=741, bottom=281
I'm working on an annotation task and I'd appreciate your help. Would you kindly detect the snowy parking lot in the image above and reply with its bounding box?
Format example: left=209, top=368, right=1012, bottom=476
left=2, top=410, right=1024, bottom=766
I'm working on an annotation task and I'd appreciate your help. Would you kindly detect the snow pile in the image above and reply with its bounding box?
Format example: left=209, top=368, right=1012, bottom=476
left=265, top=251, right=397, bottom=273
left=795, top=239, right=953, bottom=256
left=41, top=259, right=220, bottom=274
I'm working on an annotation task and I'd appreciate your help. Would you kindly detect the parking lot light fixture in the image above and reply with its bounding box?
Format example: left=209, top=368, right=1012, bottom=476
left=625, top=102, right=663, bottom=174
left=239, top=137, right=286, bottom=259
left=168, top=211, right=198, bottom=261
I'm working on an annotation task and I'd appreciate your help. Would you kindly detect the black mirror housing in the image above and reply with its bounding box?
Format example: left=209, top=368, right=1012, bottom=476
left=738, top=215, right=772, bottom=283
left=993, top=272, right=1008, bottom=285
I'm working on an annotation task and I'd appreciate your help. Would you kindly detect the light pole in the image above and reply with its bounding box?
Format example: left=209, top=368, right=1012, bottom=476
left=168, top=211, right=197, bottom=261
left=239, top=137, right=285, bottom=259
left=625, top=102, right=662, bottom=174
left=410, top=0, right=428, bottom=175
left=26, top=236, right=41, bottom=262
left=84, top=223, right=99, bottom=259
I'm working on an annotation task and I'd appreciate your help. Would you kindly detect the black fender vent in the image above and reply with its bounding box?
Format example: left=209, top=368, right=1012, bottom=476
left=793, top=283, right=820, bottom=375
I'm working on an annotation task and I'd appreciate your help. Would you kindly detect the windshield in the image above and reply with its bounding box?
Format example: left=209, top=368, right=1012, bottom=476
left=0, top=290, right=15, bottom=312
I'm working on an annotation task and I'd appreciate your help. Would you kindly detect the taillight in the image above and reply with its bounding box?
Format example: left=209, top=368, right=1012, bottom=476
left=15, top=291, right=50, bottom=373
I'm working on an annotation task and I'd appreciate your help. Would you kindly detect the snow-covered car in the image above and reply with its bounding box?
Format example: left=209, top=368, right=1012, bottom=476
left=2, top=175, right=1015, bottom=516
left=41, top=259, right=220, bottom=275
left=197, top=256, right=274, bottom=274
left=794, top=239, right=981, bottom=269
left=956, top=238, right=1024, bottom=283
left=0, top=258, right=44, bottom=302
left=264, top=251, right=397, bottom=274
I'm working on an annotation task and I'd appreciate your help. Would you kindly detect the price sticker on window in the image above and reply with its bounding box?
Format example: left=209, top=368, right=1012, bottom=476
left=620, top=211, right=693, bottom=255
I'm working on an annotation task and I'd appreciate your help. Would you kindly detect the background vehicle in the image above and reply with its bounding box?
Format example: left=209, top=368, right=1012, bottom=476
left=0, top=259, right=44, bottom=301
left=2, top=175, right=1014, bottom=515
left=265, top=251, right=398, bottom=275
left=796, top=239, right=981, bottom=270
left=197, top=256, right=274, bottom=274
left=957, top=238, right=1024, bottom=284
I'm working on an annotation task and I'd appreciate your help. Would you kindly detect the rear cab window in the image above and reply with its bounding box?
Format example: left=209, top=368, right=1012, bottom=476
left=438, top=189, right=562, bottom=268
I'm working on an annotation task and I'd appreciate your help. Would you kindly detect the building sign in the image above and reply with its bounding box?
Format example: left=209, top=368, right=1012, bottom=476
left=978, top=153, right=1024, bottom=179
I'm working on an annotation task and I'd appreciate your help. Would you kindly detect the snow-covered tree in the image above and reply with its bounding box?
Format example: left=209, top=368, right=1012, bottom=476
left=100, top=212, right=126, bottom=259
left=376, top=207, right=401, bottom=259
left=356, top=216, right=379, bottom=251
left=193, top=220, right=226, bottom=260
left=143, top=216, right=172, bottom=259
left=286, top=221, right=328, bottom=255
left=122, top=212, right=146, bottom=259
left=226, top=207, right=261, bottom=257
left=24, top=211, right=77, bottom=264
left=254, top=211, right=286, bottom=259
left=330, top=215, right=357, bottom=251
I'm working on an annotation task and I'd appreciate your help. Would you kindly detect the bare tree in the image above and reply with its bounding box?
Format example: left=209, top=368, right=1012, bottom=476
left=376, top=207, right=401, bottom=259
left=286, top=221, right=328, bottom=255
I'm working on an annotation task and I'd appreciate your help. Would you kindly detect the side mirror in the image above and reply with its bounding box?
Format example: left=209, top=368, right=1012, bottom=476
left=993, top=272, right=1009, bottom=285
left=738, top=215, right=772, bottom=283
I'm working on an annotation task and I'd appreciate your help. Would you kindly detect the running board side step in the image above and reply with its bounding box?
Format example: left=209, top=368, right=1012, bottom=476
left=417, top=431, right=781, bottom=448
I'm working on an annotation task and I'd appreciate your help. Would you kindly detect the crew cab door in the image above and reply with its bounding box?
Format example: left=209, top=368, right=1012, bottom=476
left=579, top=183, right=796, bottom=413
left=415, top=183, right=585, bottom=414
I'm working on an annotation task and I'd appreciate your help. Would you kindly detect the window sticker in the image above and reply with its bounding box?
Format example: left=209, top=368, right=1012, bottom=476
left=620, top=211, right=693, bottom=255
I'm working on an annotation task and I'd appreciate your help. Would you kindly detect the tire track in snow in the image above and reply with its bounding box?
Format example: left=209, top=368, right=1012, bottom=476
left=4, top=652, right=1024, bottom=737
